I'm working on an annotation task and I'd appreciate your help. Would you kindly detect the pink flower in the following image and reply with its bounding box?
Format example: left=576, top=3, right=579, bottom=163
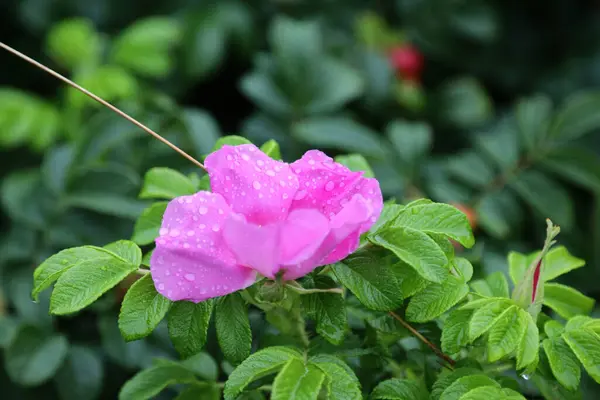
left=150, top=145, right=383, bottom=302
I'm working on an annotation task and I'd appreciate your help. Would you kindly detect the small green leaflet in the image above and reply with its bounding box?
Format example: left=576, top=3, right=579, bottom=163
left=430, top=368, right=482, bottom=400
left=211, top=135, right=252, bottom=152
left=563, top=328, right=600, bottom=384
left=260, top=139, right=281, bottom=159
left=406, top=275, right=469, bottom=323
left=484, top=272, right=509, bottom=298
left=371, top=378, right=428, bottom=400
left=309, top=354, right=361, bottom=400
left=139, top=167, right=197, bottom=199
left=460, top=386, right=525, bottom=400
left=467, top=299, right=513, bottom=341
left=119, top=362, right=198, bottom=400
left=439, top=374, right=500, bottom=400
left=131, top=202, right=168, bottom=245
left=167, top=300, right=213, bottom=358
left=441, top=309, right=472, bottom=355
left=118, top=274, right=171, bottom=341
left=369, top=226, right=448, bottom=283
left=543, top=337, right=581, bottom=390
left=543, top=283, right=595, bottom=319
left=332, top=247, right=403, bottom=311
left=334, top=154, right=375, bottom=178
left=487, top=306, right=526, bottom=362
left=271, top=359, right=325, bottom=400
left=49, top=242, right=142, bottom=315
left=224, top=346, right=302, bottom=400
left=216, top=293, right=252, bottom=365
left=516, top=309, right=539, bottom=370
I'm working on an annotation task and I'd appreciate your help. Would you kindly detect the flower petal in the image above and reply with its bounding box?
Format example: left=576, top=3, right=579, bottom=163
left=290, top=150, right=383, bottom=233
left=282, top=193, right=373, bottom=279
left=150, top=191, right=255, bottom=302
left=222, top=212, right=281, bottom=279
left=205, top=144, right=299, bottom=225
left=279, top=208, right=330, bottom=266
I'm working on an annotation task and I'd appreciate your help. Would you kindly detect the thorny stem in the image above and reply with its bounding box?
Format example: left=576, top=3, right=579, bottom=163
left=0, top=42, right=206, bottom=171
left=389, top=311, right=456, bottom=369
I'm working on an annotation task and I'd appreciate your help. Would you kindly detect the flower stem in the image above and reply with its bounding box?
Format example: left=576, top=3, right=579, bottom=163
left=286, top=281, right=343, bottom=295
left=389, top=311, right=455, bottom=369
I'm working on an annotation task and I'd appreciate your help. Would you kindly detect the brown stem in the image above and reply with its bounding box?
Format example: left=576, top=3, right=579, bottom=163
left=389, top=311, right=455, bottom=369
left=0, top=41, right=206, bottom=171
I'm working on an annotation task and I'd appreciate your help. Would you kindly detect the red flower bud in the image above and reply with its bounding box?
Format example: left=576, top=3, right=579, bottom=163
left=389, top=45, right=425, bottom=82
left=532, top=258, right=542, bottom=303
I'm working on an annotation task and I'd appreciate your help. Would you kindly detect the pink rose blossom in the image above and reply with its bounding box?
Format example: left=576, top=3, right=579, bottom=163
left=150, top=145, right=383, bottom=302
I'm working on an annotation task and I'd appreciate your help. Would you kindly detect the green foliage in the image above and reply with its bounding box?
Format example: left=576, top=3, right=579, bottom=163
left=4, top=3, right=600, bottom=400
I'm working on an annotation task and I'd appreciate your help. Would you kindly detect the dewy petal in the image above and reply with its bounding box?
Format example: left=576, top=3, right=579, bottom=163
left=282, top=194, right=373, bottom=280
left=222, top=212, right=281, bottom=279
left=289, top=150, right=383, bottom=234
left=279, top=208, right=330, bottom=266
left=205, top=144, right=299, bottom=225
left=150, top=191, right=256, bottom=302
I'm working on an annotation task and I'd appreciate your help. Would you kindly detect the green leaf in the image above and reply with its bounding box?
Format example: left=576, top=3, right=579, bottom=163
left=566, top=316, right=595, bottom=332
left=334, top=154, right=375, bottom=178
left=371, top=378, right=428, bottom=399
left=54, top=346, right=103, bottom=400
left=459, top=386, right=520, bottom=400
left=369, top=227, right=448, bottom=283
left=271, top=359, right=325, bottom=400
left=118, top=274, right=171, bottom=341
left=439, top=375, right=500, bottom=400
left=430, top=368, right=482, bottom=400
left=0, top=316, right=19, bottom=348
left=293, top=117, right=387, bottom=158
left=303, top=284, right=348, bottom=345
left=49, top=244, right=141, bottom=315
left=487, top=306, right=526, bottom=362
left=470, top=280, right=492, bottom=297
left=543, top=283, right=594, bottom=319
left=139, top=167, right=197, bottom=199
left=516, top=309, right=539, bottom=370
left=541, top=147, right=600, bottom=192
left=65, top=194, right=148, bottom=219
left=468, top=299, right=513, bottom=341
left=485, top=272, right=509, bottom=298
left=104, top=240, right=143, bottom=266
left=224, top=347, right=302, bottom=400
left=438, top=77, right=492, bottom=130
left=309, top=355, right=361, bottom=400
left=306, top=58, right=365, bottom=114
left=175, top=383, right=221, bottom=400
left=32, top=246, right=110, bottom=301
left=390, top=260, right=430, bottom=299
left=441, top=309, right=472, bottom=354
left=211, top=135, right=253, bottom=152
left=168, top=300, right=213, bottom=358
left=181, top=352, right=219, bottom=381
left=510, top=170, right=573, bottom=229
left=446, top=152, right=494, bottom=188
left=563, top=329, right=600, bottom=384
left=452, top=258, right=473, bottom=282
left=260, top=139, right=281, bottom=160
left=331, top=248, right=403, bottom=311
left=46, top=18, right=100, bottom=69
left=476, top=120, right=519, bottom=171
left=549, top=91, right=600, bottom=141
left=406, top=275, right=469, bottom=323
left=390, top=203, right=475, bottom=248
left=112, top=17, right=181, bottom=77
left=183, top=11, right=225, bottom=79
left=240, top=71, right=292, bottom=116
left=68, top=66, right=138, bottom=109
left=545, top=320, right=565, bottom=339
left=181, top=108, right=221, bottom=158
left=4, top=326, right=68, bottom=386
left=131, top=202, right=168, bottom=246
left=516, top=94, right=553, bottom=151
left=119, top=362, right=198, bottom=400
left=543, top=246, right=586, bottom=282
left=543, top=337, right=581, bottom=390
left=476, top=189, right=523, bottom=239
left=216, top=293, right=252, bottom=365
left=386, top=120, right=433, bottom=166
left=507, top=251, right=535, bottom=285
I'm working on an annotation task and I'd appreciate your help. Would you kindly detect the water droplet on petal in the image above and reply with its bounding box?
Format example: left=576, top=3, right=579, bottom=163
left=169, top=229, right=180, bottom=237
left=325, top=181, right=335, bottom=191
left=266, top=170, right=275, bottom=176
left=283, top=193, right=288, bottom=199
left=159, top=228, right=169, bottom=236
left=241, top=153, right=250, bottom=161
left=199, top=224, right=206, bottom=229
left=212, top=224, right=220, bottom=232
left=218, top=208, right=224, bottom=214
left=226, top=155, right=233, bottom=161
left=295, top=190, right=307, bottom=200
left=199, top=207, right=208, bottom=215
left=253, top=181, right=261, bottom=190
left=308, top=159, right=315, bottom=165
left=158, top=283, right=165, bottom=290
left=184, top=273, right=196, bottom=282
left=187, top=230, right=195, bottom=236
left=256, top=159, right=265, bottom=167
